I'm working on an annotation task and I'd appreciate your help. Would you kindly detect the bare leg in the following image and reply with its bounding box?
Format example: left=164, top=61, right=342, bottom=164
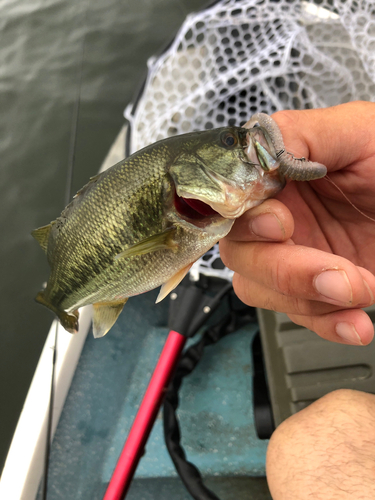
left=266, top=389, right=375, bottom=500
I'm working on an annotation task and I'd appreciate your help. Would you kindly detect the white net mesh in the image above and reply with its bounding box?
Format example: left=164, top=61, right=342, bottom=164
left=125, top=0, right=375, bottom=153
left=190, top=244, right=234, bottom=281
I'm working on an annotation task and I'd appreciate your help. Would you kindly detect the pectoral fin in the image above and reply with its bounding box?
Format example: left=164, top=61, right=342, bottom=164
left=92, top=299, right=128, bottom=338
left=115, top=227, right=178, bottom=260
left=155, top=263, right=193, bottom=303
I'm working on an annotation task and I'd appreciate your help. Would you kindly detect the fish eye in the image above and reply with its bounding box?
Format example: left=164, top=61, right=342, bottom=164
left=221, top=132, right=237, bottom=148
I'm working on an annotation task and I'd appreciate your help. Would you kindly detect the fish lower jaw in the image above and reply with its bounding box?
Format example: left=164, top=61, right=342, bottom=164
left=213, top=205, right=244, bottom=219
left=203, top=217, right=234, bottom=236
left=211, top=197, right=267, bottom=219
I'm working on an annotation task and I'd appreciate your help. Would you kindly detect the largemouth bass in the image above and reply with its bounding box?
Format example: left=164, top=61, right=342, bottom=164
left=32, top=113, right=326, bottom=338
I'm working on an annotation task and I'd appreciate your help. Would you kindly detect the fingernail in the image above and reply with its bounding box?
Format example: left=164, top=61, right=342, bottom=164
left=251, top=213, right=285, bottom=240
left=336, top=322, right=363, bottom=345
left=362, top=279, right=375, bottom=306
left=314, top=269, right=352, bottom=305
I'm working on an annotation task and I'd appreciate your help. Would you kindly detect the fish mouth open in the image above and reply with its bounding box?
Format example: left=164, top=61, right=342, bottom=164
left=174, top=191, right=221, bottom=220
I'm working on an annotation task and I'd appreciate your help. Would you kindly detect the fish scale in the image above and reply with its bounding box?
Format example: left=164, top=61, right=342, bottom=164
left=50, top=149, right=168, bottom=293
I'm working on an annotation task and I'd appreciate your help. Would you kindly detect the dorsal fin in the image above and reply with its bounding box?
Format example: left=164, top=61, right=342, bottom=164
left=73, top=172, right=103, bottom=199
left=31, top=223, right=53, bottom=253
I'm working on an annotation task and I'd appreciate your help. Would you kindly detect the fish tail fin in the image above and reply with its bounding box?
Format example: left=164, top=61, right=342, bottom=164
left=58, top=309, right=79, bottom=334
left=35, top=290, right=79, bottom=334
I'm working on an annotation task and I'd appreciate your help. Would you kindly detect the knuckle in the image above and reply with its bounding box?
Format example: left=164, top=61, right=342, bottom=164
left=292, top=297, right=311, bottom=317
left=261, top=296, right=278, bottom=313
left=290, top=297, right=333, bottom=317
left=271, top=258, right=294, bottom=297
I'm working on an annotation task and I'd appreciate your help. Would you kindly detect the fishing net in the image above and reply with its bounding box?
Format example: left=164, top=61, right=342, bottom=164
left=122, top=4, right=375, bottom=497
left=126, top=0, right=375, bottom=153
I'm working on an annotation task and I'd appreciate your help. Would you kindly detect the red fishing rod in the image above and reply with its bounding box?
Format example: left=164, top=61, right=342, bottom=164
left=103, top=272, right=232, bottom=500
left=102, top=329, right=186, bottom=500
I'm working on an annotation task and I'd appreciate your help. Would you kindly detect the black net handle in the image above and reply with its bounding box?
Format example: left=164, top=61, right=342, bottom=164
left=163, top=299, right=256, bottom=500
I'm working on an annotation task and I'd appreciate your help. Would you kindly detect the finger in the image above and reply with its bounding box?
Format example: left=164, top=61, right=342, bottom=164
left=233, top=273, right=374, bottom=345
left=220, top=240, right=375, bottom=308
left=288, top=309, right=375, bottom=346
left=357, top=266, right=375, bottom=304
left=270, top=102, right=375, bottom=171
left=232, top=273, right=343, bottom=317
left=226, top=199, right=294, bottom=242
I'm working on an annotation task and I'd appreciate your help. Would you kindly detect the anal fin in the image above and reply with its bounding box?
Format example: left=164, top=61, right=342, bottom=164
left=155, top=263, right=193, bottom=304
left=92, top=299, right=128, bottom=338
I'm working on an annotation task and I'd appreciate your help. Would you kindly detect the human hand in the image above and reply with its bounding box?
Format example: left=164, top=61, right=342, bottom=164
left=220, top=101, right=375, bottom=345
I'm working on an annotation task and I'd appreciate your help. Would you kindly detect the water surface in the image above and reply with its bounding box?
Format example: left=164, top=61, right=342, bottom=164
left=0, top=0, right=208, bottom=471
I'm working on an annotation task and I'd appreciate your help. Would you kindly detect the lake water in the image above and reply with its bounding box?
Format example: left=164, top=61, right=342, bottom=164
left=0, top=0, right=208, bottom=471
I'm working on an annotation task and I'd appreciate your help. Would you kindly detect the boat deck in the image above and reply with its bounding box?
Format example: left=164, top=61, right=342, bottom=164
left=39, top=290, right=271, bottom=499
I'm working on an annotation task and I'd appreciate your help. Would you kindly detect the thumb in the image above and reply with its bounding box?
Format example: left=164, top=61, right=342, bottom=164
left=271, top=101, right=375, bottom=172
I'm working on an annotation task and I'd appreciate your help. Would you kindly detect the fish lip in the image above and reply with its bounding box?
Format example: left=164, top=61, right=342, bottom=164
left=243, top=127, right=280, bottom=175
